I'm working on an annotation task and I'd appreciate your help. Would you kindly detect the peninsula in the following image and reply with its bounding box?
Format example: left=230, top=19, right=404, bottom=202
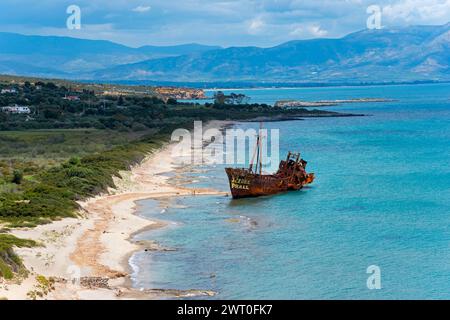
left=275, top=98, right=395, bottom=108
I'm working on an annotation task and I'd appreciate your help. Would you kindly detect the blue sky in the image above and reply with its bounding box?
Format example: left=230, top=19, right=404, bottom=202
left=0, top=0, right=449, bottom=47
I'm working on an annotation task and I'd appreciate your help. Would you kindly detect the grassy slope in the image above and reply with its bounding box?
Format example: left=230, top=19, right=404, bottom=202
left=0, top=129, right=168, bottom=278
left=0, top=234, right=36, bottom=279
left=0, top=132, right=168, bottom=226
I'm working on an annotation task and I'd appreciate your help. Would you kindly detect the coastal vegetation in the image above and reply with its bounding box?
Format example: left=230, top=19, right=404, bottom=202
left=0, top=133, right=167, bottom=226
left=0, top=75, right=345, bottom=279
left=26, top=275, right=56, bottom=300
left=0, top=234, right=36, bottom=279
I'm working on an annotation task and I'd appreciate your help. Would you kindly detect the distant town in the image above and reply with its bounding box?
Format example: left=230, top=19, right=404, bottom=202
left=1, top=104, right=31, bottom=114
left=154, top=87, right=207, bottom=101
left=0, top=75, right=208, bottom=107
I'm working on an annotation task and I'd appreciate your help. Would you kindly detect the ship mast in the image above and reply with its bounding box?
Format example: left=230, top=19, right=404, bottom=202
left=258, top=122, right=263, bottom=175
left=249, top=136, right=258, bottom=173
left=249, top=122, right=263, bottom=175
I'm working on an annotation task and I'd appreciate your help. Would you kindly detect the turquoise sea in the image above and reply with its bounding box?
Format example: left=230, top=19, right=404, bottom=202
left=130, top=83, right=450, bottom=299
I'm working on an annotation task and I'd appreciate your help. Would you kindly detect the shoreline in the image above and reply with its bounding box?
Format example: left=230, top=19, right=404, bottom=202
left=0, top=120, right=230, bottom=300
left=0, top=113, right=354, bottom=300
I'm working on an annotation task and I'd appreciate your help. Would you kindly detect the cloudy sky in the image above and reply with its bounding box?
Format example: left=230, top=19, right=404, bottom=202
left=0, top=0, right=449, bottom=47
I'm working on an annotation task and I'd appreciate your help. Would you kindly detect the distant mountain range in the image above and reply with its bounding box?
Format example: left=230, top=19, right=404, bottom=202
left=0, top=23, right=449, bottom=84
left=0, top=33, right=220, bottom=76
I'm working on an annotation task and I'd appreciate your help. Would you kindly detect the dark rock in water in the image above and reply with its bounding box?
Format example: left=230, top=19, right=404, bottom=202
left=80, top=277, right=110, bottom=289
left=135, top=240, right=177, bottom=252
left=144, top=288, right=216, bottom=297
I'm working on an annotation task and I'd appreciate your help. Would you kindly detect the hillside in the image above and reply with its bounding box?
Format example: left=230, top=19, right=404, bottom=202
left=0, top=24, right=448, bottom=83
left=93, top=23, right=450, bottom=83
left=0, top=32, right=220, bottom=76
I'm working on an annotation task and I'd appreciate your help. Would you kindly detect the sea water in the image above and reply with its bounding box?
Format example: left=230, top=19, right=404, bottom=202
left=130, top=83, right=450, bottom=299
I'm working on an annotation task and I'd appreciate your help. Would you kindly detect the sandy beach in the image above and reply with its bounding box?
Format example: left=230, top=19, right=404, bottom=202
left=0, top=121, right=229, bottom=300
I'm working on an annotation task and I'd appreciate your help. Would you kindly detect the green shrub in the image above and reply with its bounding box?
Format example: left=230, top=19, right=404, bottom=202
left=0, top=134, right=167, bottom=222
left=0, top=234, right=36, bottom=279
left=11, top=170, right=23, bottom=184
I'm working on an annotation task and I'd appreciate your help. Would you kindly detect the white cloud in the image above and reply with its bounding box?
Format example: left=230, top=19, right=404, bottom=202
left=290, top=24, right=328, bottom=38
left=132, top=5, right=152, bottom=13
left=383, top=0, right=450, bottom=24
left=0, top=0, right=448, bottom=47
left=248, top=17, right=266, bottom=34
left=309, top=24, right=328, bottom=37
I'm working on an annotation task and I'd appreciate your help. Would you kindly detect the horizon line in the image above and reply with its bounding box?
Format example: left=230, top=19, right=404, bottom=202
left=1, top=22, right=448, bottom=49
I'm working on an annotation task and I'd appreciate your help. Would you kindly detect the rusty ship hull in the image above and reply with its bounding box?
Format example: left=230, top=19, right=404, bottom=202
left=225, top=168, right=286, bottom=199
left=225, top=152, right=315, bottom=199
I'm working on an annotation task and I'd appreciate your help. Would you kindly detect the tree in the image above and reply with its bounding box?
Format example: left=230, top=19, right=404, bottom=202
left=167, top=98, right=177, bottom=105
left=228, top=93, right=250, bottom=105
left=214, top=91, right=250, bottom=105
left=43, top=108, right=61, bottom=119
left=12, top=170, right=23, bottom=184
left=45, top=82, right=57, bottom=90
left=214, top=91, right=226, bottom=105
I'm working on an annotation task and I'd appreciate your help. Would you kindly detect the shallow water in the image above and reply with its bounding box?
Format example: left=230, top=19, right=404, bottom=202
left=131, top=83, right=450, bottom=299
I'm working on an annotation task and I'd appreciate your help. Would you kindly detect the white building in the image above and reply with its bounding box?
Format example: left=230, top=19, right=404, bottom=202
left=63, top=95, right=80, bottom=101
left=1, top=88, right=17, bottom=94
left=1, top=104, right=31, bottom=114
